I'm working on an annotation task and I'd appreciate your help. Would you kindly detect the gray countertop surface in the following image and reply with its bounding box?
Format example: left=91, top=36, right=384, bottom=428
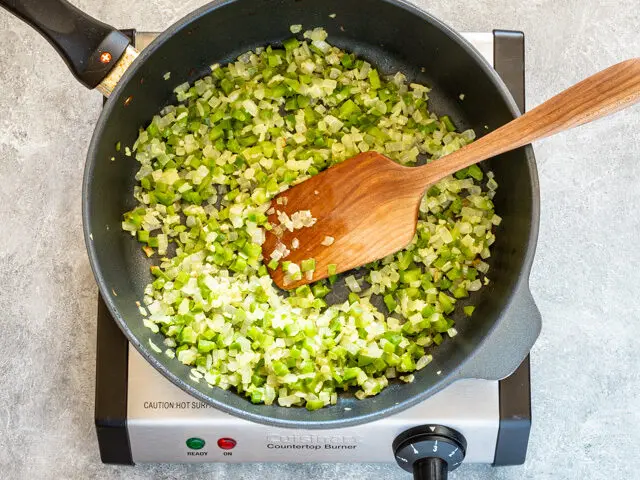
left=1, top=0, right=639, bottom=478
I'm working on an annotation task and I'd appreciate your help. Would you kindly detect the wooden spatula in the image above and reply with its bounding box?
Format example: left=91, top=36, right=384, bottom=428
left=263, top=58, right=640, bottom=289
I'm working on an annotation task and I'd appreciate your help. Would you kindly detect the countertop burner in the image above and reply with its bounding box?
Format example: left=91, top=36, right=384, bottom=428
left=95, top=29, right=532, bottom=476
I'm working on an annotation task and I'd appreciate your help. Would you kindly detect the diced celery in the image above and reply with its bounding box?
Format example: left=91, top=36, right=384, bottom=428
left=300, top=258, right=316, bottom=272
left=368, top=69, right=381, bottom=89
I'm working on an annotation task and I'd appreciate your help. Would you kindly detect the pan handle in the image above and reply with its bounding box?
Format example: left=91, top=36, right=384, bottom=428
left=0, top=0, right=131, bottom=90
left=457, top=281, right=541, bottom=381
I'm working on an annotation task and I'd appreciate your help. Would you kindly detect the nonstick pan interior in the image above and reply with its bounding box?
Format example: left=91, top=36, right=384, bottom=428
left=84, top=0, right=539, bottom=428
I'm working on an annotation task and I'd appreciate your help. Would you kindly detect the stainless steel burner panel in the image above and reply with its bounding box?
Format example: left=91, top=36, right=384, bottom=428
left=127, top=344, right=498, bottom=464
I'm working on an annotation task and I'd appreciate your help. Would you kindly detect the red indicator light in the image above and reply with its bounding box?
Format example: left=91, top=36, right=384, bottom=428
left=217, top=437, right=237, bottom=450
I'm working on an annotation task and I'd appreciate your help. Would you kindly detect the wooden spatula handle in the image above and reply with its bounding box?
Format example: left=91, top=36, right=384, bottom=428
left=419, top=58, right=640, bottom=183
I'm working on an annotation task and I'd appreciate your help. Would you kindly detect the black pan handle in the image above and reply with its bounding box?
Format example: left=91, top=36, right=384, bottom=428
left=457, top=280, right=541, bottom=380
left=0, top=0, right=130, bottom=89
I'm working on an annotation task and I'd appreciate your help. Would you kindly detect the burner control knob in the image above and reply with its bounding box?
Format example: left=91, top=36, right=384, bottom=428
left=392, top=425, right=467, bottom=480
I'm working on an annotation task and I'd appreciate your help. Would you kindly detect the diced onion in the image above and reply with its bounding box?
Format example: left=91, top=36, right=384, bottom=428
left=321, top=236, right=334, bottom=246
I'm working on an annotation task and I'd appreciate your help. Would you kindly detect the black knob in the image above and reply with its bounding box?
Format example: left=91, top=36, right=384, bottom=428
left=413, top=457, right=448, bottom=480
left=393, top=425, right=467, bottom=480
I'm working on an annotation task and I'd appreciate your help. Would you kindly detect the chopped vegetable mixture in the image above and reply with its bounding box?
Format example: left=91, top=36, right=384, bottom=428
left=121, top=27, right=500, bottom=410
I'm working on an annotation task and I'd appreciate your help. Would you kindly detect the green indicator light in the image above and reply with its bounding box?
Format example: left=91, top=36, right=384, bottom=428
left=186, top=437, right=206, bottom=450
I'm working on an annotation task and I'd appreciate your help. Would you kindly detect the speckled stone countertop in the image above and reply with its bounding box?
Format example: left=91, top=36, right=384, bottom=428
left=0, top=1, right=639, bottom=479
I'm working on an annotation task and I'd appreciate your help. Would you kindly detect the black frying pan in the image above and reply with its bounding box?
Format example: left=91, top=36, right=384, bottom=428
left=0, top=0, right=541, bottom=429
